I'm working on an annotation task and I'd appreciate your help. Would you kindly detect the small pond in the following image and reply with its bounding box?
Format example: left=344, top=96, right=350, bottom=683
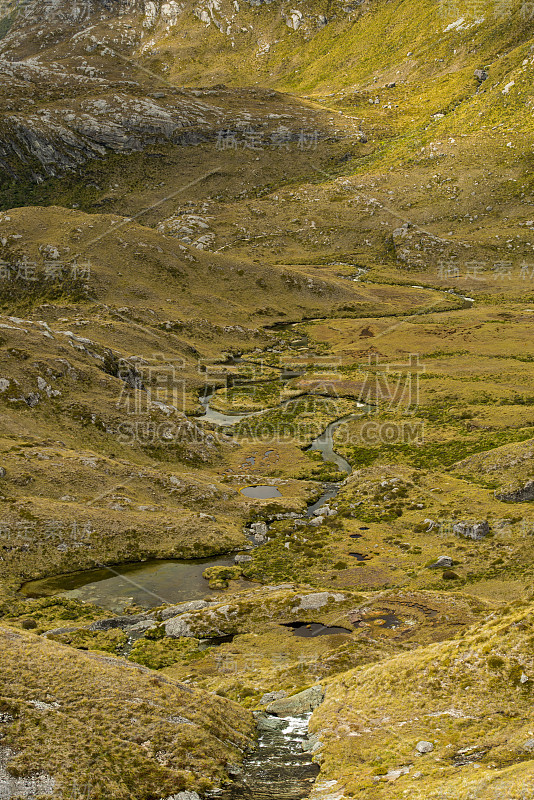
left=348, top=552, right=370, bottom=561
left=22, top=556, right=235, bottom=614
left=240, top=485, right=282, bottom=499
left=282, top=621, right=353, bottom=638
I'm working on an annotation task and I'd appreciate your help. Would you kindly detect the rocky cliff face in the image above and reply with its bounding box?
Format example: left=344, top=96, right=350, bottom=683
left=0, top=0, right=365, bottom=180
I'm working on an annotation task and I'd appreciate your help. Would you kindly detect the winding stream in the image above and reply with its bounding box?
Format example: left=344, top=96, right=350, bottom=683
left=24, top=282, right=473, bottom=610
left=22, top=387, right=350, bottom=797
left=22, top=284, right=475, bottom=798
left=21, top=396, right=354, bottom=611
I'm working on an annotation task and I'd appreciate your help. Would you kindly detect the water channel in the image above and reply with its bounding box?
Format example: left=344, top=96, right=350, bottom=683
left=20, top=283, right=476, bottom=799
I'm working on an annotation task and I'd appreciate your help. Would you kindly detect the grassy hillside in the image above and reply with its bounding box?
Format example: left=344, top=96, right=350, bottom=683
left=311, top=598, right=534, bottom=798
left=0, top=624, right=254, bottom=799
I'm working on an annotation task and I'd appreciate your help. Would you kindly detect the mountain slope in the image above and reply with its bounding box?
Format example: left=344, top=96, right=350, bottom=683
left=0, top=624, right=255, bottom=799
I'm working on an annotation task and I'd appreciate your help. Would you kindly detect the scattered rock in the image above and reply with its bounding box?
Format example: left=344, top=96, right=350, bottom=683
left=415, top=740, right=434, bottom=754
left=88, top=614, right=154, bottom=632
left=260, top=690, right=287, bottom=705
left=30, top=700, right=60, bottom=711
left=159, top=600, right=209, bottom=620
left=453, top=520, right=490, bottom=540
left=523, top=738, right=534, bottom=751
left=496, top=481, right=534, bottom=502
left=164, top=616, right=193, bottom=638
left=234, top=554, right=253, bottom=564
left=429, top=555, right=454, bottom=568
left=267, top=685, right=324, bottom=716
left=474, top=68, right=488, bottom=82
left=167, top=715, right=192, bottom=725
left=392, top=223, right=465, bottom=268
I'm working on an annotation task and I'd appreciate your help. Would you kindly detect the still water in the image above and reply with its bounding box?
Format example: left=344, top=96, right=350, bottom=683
left=22, top=556, right=235, bottom=613
left=240, top=485, right=283, bottom=499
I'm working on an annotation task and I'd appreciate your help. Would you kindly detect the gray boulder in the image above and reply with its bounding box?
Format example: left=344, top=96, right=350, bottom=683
left=295, top=592, right=334, bottom=610
left=496, top=481, right=534, bottom=502
left=234, top=554, right=253, bottom=564
left=301, top=733, right=321, bottom=752
left=256, top=714, right=287, bottom=732
left=250, top=521, right=268, bottom=537
left=314, top=505, right=336, bottom=517
left=267, top=685, right=324, bottom=716
left=89, top=614, right=153, bottom=631
left=415, top=741, right=434, bottom=754
left=159, top=600, right=209, bottom=620
left=164, top=616, right=193, bottom=638
left=429, top=555, right=454, bottom=569
left=260, top=690, right=287, bottom=705
left=127, top=620, right=157, bottom=634
left=453, top=520, right=490, bottom=540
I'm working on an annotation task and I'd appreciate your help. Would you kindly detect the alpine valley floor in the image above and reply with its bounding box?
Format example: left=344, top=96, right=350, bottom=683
left=1, top=0, right=534, bottom=798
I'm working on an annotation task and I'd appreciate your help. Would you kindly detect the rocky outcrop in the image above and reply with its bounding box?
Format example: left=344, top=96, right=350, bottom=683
left=453, top=520, right=490, bottom=540
left=88, top=613, right=155, bottom=631
left=496, top=480, right=534, bottom=502
left=0, top=745, right=55, bottom=798
left=0, top=88, right=225, bottom=179
left=293, top=592, right=345, bottom=611
left=164, top=615, right=194, bottom=638
left=392, top=222, right=468, bottom=270
left=266, top=685, right=324, bottom=716
left=428, top=555, right=454, bottom=568
left=159, top=600, right=210, bottom=620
